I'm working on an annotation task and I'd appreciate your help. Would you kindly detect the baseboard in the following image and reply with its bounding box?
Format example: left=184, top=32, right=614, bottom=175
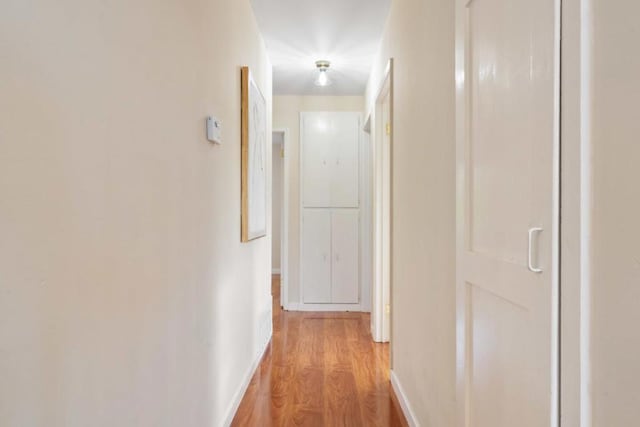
left=222, top=333, right=271, bottom=427
left=390, top=370, right=420, bottom=427
left=286, top=302, right=368, bottom=312
left=271, top=268, right=281, bottom=274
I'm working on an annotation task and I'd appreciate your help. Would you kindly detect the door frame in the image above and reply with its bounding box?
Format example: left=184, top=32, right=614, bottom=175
left=454, top=1, right=562, bottom=425
left=369, top=59, right=394, bottom=343
left=558, top=0, right=593, bottom=424
left=273, top=128, right=289, bottom=309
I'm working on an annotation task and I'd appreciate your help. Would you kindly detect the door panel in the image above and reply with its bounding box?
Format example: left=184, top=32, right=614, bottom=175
left=331, top=210, right=359, bottom=304
left=302, top=209, right=331, bottom=303
left=470, top=284, right=538, bottom=426
left=457, top=0, right=559, bottom=425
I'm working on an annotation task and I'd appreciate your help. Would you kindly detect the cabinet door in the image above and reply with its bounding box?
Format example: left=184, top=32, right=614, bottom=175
left=302, top=114, right=331, bottom=207
left=330, top=114, right=360, bottom=207
left=302, top=209, right=331, bottom=303
left=331, top=210, right=359, bottom=303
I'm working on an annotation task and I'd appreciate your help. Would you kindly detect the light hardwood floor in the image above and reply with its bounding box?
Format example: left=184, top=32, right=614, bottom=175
left=232, top=275, right=408, bottom=426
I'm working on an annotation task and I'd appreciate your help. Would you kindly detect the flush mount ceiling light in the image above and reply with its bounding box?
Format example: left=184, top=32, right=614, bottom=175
left=314, top=60, right=332, bottom=87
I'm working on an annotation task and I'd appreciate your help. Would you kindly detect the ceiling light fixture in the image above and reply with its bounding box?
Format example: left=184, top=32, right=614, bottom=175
left=314, top=60, right=332, bottom=87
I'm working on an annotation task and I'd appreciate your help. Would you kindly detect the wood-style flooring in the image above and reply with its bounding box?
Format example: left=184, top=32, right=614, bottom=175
left=232, top=275, right=408, bottom=427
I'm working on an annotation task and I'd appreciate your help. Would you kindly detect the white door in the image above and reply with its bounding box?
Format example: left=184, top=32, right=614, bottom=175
left=331, top=210, right=359, bottom=304
left=456, top=0, right=559, bottom=426
left=302, top=112, right=360, bottom=208
left=301, top=209, right=331, bottom=303
left=302, top=114, right=331, bottom=207
left=330, top=114, right=360, bottom=208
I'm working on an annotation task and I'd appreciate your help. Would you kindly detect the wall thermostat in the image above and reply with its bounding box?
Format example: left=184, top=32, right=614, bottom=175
left=206, top=116, right=222, bottom=144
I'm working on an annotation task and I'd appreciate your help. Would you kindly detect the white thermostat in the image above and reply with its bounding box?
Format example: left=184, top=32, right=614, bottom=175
left=206, top=116, right=222, bottom=144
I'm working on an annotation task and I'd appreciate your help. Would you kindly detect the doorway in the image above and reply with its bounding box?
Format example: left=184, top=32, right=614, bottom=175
left=272, top=129, right=289, bottom=307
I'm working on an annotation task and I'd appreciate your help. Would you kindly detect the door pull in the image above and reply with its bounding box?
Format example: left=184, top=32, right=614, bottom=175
left=528, top=228, right=543, bottom=273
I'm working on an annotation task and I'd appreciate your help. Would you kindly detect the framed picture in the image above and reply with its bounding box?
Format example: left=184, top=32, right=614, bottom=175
left=241, top=66, right=267, bottom=242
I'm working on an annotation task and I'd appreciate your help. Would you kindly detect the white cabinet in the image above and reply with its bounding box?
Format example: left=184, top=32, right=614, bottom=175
left=302, top=113, right=360, bottom=208
left=302, top=209, right=359, bottom=304
left=300, top=112, right=362, bottom=307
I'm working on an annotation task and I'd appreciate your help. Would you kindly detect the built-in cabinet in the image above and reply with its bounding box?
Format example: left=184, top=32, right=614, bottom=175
left=300, top=112, right=361, bottom=306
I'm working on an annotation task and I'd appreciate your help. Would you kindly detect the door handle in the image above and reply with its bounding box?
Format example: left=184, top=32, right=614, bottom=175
left=528, top=228, right=543, bottom=273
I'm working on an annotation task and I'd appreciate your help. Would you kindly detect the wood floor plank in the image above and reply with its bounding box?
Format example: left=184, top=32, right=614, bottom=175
left=344, top=318, right=361, bottom=342
left=324, top=319, right=351, bottom=371
left=231, top=275, right=408, bottom=427
left=324, top=370, right=363, bottom=426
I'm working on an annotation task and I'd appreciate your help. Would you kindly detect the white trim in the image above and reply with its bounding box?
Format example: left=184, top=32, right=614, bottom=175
left=578, top=1, right=593, bottom=425
left=286, top=302, right=365, bottom=312
left=368, top=59, right=393, bottom=343
left=551, top=0, right=562, bottom=424
left=222, top=335, right=271, bottom=427
left=298, top=113, right=304, bottom=308
left=271, top=268, right=281, bottom=274
left=390, top=370, right=419, bottom=427
left=559, top=0, right=593, bottom=424
left=360, top=130, right=372, bottom=313
left=273, top=128, right=290, bottom=309
left=454, top=4, right=466, bottom=421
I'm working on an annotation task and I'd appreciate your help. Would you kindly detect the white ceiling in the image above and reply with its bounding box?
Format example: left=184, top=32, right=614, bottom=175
left=250, top=0, right=391, bottom=96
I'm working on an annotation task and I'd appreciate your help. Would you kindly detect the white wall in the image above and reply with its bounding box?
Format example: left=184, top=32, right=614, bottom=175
left=561, top=0, right=640, bottom=424
left=588, top=2, right=640, bottom=423
left=588, top=6, right=640, bottom=424
left=272, top=135, right=283, bottom=272
left=273, top=96, right=365, bottom=306
left=0, top=1, right=272, bottom=426
left=365, top=0, right=456, bottom=425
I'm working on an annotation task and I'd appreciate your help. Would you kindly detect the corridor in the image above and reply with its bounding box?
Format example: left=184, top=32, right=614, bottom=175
left=2, top=0, right=640, bottom=425
left=232, top=276, right=407, bottom=426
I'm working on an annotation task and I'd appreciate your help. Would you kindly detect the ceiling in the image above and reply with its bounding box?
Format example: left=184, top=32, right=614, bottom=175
left=250, top=0, right=391, bottom=96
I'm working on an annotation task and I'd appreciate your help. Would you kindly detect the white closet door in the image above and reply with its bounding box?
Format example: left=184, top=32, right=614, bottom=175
left=302, top=114, right=331, bottom=207
left=330, top=114, right=360, bottom=208
left=331, top=210, right=359, bottom=304
left=456, top=0, right=560, bottom=425
left=302, top=209, right=331, bottom=303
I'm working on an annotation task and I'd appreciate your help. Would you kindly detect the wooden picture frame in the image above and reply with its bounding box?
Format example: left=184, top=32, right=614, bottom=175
left=241, top=66, right=267, bottom=242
